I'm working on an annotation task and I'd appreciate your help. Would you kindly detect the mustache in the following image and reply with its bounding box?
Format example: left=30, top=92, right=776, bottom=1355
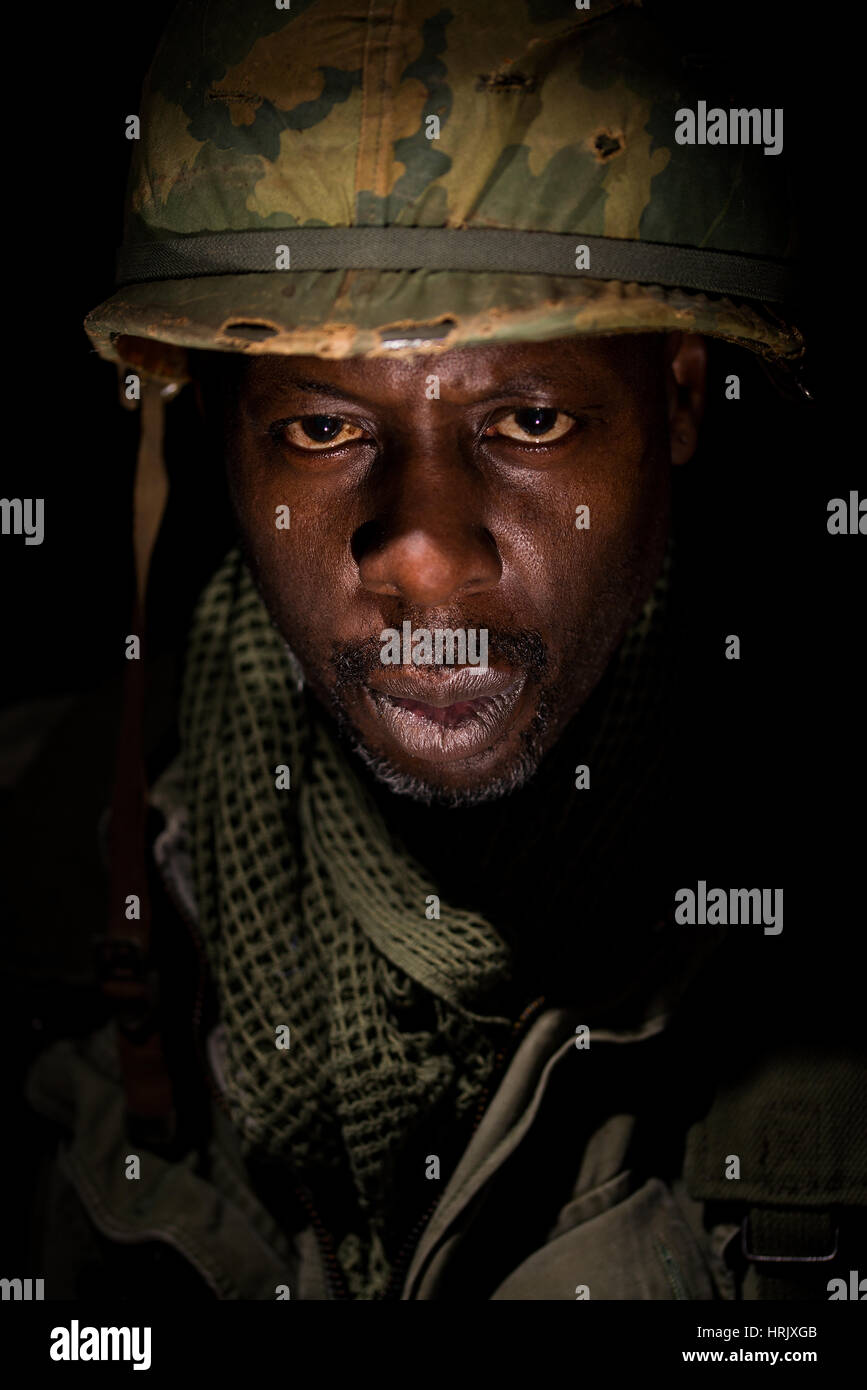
left=332, top=623, right=548, bottom=690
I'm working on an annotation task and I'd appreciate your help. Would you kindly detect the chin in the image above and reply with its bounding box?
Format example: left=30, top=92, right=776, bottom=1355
left=344, top=719, right=552, bottom=808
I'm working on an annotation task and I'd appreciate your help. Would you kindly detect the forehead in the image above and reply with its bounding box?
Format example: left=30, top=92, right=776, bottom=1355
left=233, top=333, right=667, bottom=403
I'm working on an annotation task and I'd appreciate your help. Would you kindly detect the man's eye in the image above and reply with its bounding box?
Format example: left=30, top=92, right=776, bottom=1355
left=275, top=415, right=368, bottom=451
left=484, top=407, right=576, bottom=444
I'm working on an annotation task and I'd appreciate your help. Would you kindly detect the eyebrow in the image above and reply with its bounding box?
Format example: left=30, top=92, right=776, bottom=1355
left=275, top=376, right=369, bottom=403
left=487, top=373, right=573, bottom=394
left=274, top=372, right=600, bottom=404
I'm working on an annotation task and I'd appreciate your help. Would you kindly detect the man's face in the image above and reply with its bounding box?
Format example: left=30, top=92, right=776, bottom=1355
left=219, top=333, right=700, bottom=806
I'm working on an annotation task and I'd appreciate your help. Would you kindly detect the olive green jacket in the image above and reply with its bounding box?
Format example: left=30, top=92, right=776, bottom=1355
left=25, top=766, right=860, bottom=1301
left=27, top=1006, right=734, bottom=1301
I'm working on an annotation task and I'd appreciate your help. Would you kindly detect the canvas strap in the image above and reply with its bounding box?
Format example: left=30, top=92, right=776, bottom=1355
left=116, top=228, right=792, bottom=303
left=96, top=379, right=176, bottom=1149
left=684, top=1045, right=867, bottom=1298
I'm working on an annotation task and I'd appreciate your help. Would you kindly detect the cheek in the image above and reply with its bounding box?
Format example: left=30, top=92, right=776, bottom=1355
left=227, top=450, right=352, bottom=654
left=500, top=434, right=670, bottom=657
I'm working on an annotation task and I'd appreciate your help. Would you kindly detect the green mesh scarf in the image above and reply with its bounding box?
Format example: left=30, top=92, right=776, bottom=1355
left=179, top=547, right=672, bottom=1298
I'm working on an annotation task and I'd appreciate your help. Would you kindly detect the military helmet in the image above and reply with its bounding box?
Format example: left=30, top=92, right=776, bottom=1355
left=85, top=0, right=803, bottom=381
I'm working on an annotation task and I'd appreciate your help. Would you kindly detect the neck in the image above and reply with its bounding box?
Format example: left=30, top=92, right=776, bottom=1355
left=348, top=669, right=614, bottom=944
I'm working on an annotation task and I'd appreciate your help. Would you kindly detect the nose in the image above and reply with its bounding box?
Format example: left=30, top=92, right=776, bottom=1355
left=355, top=445, right=502, bottom=607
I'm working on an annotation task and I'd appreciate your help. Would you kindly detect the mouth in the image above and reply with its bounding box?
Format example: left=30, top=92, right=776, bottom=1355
left=362, top=667, right=528, bottom=764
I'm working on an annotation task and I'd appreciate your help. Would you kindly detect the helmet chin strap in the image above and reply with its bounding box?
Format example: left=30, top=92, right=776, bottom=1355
left=133, top=380, right=175, bottom=609
left=97, top=373, right=185, bottom=1152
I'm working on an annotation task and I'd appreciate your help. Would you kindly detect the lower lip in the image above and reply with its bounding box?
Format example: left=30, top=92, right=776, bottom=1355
left=363, top=677, right=527, bottom=764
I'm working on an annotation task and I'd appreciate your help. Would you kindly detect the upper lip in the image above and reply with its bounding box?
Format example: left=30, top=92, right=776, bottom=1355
left=366, top=666, right=523, bottom=707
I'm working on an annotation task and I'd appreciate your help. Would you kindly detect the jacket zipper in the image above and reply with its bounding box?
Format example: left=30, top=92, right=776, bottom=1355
left=292, top=1185, right=351, bottom=1300
left=379, top=993, right=548, bottom=1301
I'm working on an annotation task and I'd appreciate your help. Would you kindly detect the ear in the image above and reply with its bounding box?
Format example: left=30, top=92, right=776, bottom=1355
left=665, top=333, right=707, bottom=466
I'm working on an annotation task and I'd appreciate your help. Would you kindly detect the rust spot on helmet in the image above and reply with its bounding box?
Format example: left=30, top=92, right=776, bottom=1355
left=476, top=71, right=537, bottom=93
left=221, top=321, right=280, bottom=342
left=593, top=130, right=623, bottom=160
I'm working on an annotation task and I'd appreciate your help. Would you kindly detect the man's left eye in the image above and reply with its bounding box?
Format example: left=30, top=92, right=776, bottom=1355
left=484, top=408, right=575, bottom=444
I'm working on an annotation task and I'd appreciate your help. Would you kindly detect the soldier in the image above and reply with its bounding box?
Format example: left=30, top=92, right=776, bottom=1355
left=24, top=0, right=866, bottom=1302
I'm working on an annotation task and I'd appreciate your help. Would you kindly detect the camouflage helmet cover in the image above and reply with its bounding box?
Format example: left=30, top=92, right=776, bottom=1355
left=85, top=0, right=803, bottom=379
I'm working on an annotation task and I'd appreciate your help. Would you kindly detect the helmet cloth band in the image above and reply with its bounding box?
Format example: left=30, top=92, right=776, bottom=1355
left=116, top=228, right=792, bottom=304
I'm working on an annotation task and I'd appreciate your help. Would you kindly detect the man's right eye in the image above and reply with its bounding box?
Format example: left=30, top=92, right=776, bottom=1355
left=272, top=415, right=369, bottom=451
